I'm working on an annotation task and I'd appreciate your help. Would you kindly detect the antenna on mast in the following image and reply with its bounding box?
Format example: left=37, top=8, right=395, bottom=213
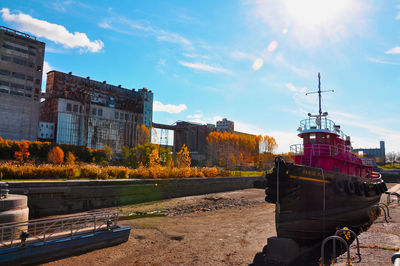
left=306, top=72, right=334, bottom=116
left=305, top=73, right=334, bottom=128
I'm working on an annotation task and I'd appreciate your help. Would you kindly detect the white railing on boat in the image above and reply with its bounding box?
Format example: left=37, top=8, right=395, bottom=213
left=290, top=143, right=353, bottom=157
left=299, top=117, right=346, bottom=138
left=0, top=211, right=119, bottom=249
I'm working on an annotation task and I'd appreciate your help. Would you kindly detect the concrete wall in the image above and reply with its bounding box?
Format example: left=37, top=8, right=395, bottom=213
left=8, top=176, right=264, bottom=218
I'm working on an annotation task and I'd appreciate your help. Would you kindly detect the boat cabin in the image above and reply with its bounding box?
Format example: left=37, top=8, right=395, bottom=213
left=290, top=114, right=372, bottom=178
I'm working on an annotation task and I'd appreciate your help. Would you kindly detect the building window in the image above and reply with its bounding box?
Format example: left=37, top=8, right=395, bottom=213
left=115, top=112, right=119, bottom=119
left=26, top=75, right=34, bottom=81
left=92, top=108, right=97, bottom=115
left=120, top=112, right=124, bottom=119
left=25, top=86, right=32, bottom=91
left=98, top=109, right=103, bottom=116
left=0, top=69, right=10, bottom=76
left=10, top=83, right=24, bottom=90
left=125, top=114, right=128, bottom=120
left=66, top=103, right=72, bottom=111
left=73, top=104, right=78, bottom=112
left=1, top=55, right=11, bottom=62
left=12, top=72, right=25, bottom=80
left=0, top=80, right=9, bottom=86
left=13, top=58, right=26, bottom=66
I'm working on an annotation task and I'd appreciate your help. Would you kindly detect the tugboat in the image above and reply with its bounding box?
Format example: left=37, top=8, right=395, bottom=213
left=265, top=73, right=387, bottom=245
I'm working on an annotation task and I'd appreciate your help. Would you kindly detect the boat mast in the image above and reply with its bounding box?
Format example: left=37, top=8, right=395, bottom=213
left=318, top=72, right=322, bottom=117
left=306, top=73, right=334, bottom=129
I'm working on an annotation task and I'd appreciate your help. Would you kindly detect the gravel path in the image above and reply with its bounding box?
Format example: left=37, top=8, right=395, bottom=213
left=46, top=189, right=275, bottom=266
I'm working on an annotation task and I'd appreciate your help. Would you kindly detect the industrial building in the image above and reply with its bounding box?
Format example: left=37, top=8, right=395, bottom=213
left=40, top=71, right=153, bottom=152
left=216, top=118, right=234, bottom=132
left=0, top=26, right=45, bottom=141
left=153, top=118, right=254, bottom=165
left=354, top=141, right=385, bottom=165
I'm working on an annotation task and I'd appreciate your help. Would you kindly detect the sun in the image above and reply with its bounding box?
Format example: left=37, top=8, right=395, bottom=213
left=282, top=0, right=350, bottom=31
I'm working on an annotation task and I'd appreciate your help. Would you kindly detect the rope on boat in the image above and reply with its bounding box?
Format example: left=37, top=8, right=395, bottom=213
left=276, top=157, right=281, bottom=229
left=320, top=168, right=326, bottom=238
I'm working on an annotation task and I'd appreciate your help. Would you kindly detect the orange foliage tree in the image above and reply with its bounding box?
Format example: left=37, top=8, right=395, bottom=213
left=176, top=144, right=191, bottom=168
left=14, top=140, right=30, bottom=162
left=206, top=132, right=277, bottom=169
left=136, top=124, right=150, bottom=146
left=206, top=131, right=260, bottom=169
left=48, top=146, right=64, bottom=164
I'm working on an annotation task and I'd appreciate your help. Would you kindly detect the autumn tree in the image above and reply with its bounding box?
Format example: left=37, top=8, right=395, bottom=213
left=176, top=144, right=191, bottom=168
left=104, top=145, right=113, bottom=162
left=149, top=149, right=160, bottom=167
left=48, top=146, right=64, bottom=164
left=136, top=124, right=150, bottom=146
left=65, top=152, right=76, bottom=165
left=14, top=140, right=30, bottom=162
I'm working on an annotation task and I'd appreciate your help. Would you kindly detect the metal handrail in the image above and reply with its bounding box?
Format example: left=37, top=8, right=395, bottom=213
left=299, top=117, right=346, bottom=138
left=321, top=236, right=350, bottom=265
left=290, top=143, right=353, bottom=157
left=0, top=211, right=119, bottom=248
left=334, top=229, right=361, bottom=263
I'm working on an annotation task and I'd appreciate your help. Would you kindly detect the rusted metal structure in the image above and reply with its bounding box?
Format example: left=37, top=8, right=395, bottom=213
left=40, top=71, right=153, bottom=152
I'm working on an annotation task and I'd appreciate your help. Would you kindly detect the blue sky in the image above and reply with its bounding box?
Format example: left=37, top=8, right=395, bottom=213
left=1, top=0, right=400, bottom=153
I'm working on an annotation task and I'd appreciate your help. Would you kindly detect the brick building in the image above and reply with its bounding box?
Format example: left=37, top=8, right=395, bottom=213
left=40, top=70, right=153, bottom=152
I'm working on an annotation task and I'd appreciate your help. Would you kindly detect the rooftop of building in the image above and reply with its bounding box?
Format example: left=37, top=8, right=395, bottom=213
left=0, top=26, right=45, bottom=45
left=47, top=70, right=152, bottom=95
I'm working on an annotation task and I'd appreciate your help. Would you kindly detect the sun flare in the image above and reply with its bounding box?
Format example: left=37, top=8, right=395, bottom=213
left=283, top=0, right=350, bottom=30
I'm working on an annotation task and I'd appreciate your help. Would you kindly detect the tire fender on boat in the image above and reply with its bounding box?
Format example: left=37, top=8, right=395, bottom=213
left=345, top=180, right=355, bottom=195
left=373, top=184, right=381, bottom=195
left=354, top=182, right=365, bottom=196
left=363, top=183, right=371, bottom=197
left=334, top=178, right=345, bottom=193
left=381, top=182, right=388, bottom=192
left=378, top=183, right=386, bottom=193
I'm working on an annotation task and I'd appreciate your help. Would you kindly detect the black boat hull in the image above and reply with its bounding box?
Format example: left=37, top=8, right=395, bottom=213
left=265, top=159, right=385, bottom=245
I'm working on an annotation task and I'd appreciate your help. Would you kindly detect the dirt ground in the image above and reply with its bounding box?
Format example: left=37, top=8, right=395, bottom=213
left=46, top=189, right=275, bottom=266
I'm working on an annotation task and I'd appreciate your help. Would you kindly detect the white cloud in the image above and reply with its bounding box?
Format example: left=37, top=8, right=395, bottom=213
left=329, top=111, right=400, bottom=153
left=368, top=57, right=400, bottom=65
left=179, top=61, right=232, bottom=74
left=235, top=120, right=298, bottom=153
left=385, top=47, right=400, bottom=55
left=41, top=61, right=52, bottom=91
left=187, top=113, right=223, bottom=124
left=0, top=8, right=103, bottom=53
left=230, top=50, right=256, bottom=61
left=247, top=0, right=368, bottom=47
left=98, top=16, right=191, bottom=48
left=153, top=101, right=187, bottom=114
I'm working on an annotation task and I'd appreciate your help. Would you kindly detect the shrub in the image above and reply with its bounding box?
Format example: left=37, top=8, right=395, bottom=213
left=48, top=146, right=64, bottom=165
left=14, top=140, right=30, bottom=162
left=65, top=152, right=76, bottom=165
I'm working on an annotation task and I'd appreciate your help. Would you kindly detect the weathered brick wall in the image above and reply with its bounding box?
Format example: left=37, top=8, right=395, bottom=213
left=8, top=177, right=264, bottom=218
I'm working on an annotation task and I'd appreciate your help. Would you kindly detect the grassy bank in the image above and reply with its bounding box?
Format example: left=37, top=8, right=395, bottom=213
left=0, top=163, right=262, bottom=180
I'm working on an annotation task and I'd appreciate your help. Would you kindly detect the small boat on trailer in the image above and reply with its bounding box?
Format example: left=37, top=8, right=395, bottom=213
left=265, top=73, right=387, bottom=246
